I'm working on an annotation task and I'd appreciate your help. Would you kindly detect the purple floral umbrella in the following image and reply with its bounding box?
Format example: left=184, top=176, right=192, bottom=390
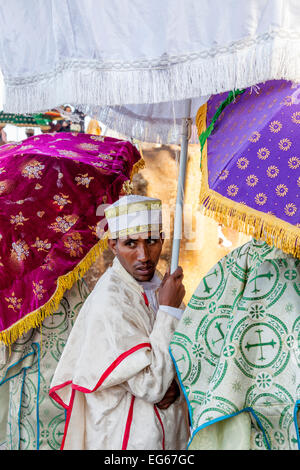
left=0, top=132, right=143, bottom=345
left=197, top=79, right=300, bottom=258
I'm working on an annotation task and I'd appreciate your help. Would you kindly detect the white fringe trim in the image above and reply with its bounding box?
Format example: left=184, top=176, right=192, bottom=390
left=4, top=34, right=300, bottom=114
left=82, top=104, right=202, bottom=144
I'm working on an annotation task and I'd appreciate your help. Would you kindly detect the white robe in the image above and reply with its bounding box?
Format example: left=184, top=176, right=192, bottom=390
left=50, top=257, right=190, bottom=450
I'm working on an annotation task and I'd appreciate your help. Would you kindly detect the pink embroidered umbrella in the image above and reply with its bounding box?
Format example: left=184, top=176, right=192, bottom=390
left=0, top=132, right=143, bottom=345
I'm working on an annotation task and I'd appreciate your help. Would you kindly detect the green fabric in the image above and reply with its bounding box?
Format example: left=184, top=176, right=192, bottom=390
left=188, top=412, right=251, bottom=450
left=0, top=278, right=90, bottom=450
left=199, top=88, right=245, bottom=166
left=0, top=112, right=50, bottom=127
left=170, top=239, right=300, bottom=450
left=0, top=381, right=9, bottom=448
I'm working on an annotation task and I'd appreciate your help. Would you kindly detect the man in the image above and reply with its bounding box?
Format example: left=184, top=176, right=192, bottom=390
left=50, top=195, right=190, bottom=450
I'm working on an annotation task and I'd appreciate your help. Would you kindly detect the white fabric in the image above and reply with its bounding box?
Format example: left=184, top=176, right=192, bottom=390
left=2, top=0, right=300, bottom=114
left=50, top=257, right=189, bottom=450
left=140, top=273, right=184, bottom=320
left=86, top=97, right=209, bottom=144
left=140, top=273, right=161, bottom=313
left=108, top=210, right=162, bottom=235
left=159, top=305, right=183, bottom=321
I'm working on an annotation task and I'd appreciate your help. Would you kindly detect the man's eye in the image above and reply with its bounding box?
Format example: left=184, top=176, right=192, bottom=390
left=125, top=240, right=136, bottom=247
left=147, top=239, right=157, bottom=245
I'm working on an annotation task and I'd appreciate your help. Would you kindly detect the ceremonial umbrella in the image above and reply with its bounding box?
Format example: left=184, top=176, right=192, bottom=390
left=196, top=79, right=300, bottom=258
left=0, top=132, right=142, bottom=345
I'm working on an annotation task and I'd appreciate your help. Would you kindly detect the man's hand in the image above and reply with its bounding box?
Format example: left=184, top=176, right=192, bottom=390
left=155, top=380, right=180, bottom=410
left=158, top=266, right=185, bottom=308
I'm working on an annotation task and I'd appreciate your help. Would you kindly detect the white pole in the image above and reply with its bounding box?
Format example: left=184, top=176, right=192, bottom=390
left=170, top=99, right=192, bottom=273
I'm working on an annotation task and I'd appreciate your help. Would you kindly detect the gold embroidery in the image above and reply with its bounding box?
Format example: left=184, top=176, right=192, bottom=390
left=77, top=142, right=99, bottom=151
left=41, top=254, right=55, bottom=271
left=269, top=120, right=282, bottom=133
left=10, top=211, right=29, bottom=229
left=32, top=237, right=51, bottom=252
left=291, top=111, right=300, bottom=124
left=281, top=95, right=294, bottom=106
left=236, top=157, right=249, bottom=170
left=288, top=157, right=300, bottom=169
left=11, top=240, right=30, bottom=262
left=5, top=292, right=22, bottom=311
left=22, top=160, right=45, bottom=179
left=57, top=149, right=81, bottom=158
left=266, top=165, right=279, bottom=178
left=75, top=173, right=94, bottom=188
left=97, top=153, right=114, bottom=160
left=257, top=147, right=270, bottom=160
left=255, top=193, right=268, bottom=206
left=246, top=174, right=258, bottom=187
left=275, top=184, right=289, bottom=197
left=284, top=203, right=297, bottom=217
left=0, top=180, right=9, bottom=195
left=63, top=232, right=83, bottom=257
left=53, top=193, right=72, bottom=209
left=248, top=131, right=260, bottom=143
left=226, top=184, right=239, bottom=197
left=49, top=215, right=78, bottom=233
left=33, top=280, right=46, bottom=300
left=90, top=135, right=105, bottom=141
left=278, top=138, right=292, bottom=151
left=219, top=169, right=229, bottom=180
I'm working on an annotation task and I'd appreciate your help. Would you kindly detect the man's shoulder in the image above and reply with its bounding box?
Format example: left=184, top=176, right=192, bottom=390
left=89, top=264, right=136, bottom=299
left=84, top=265, right=146, bottom=323
left=91, top=265, right=119, bottom=292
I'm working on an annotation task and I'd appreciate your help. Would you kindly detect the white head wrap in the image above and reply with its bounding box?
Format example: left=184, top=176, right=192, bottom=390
left=104, top=195, right=162, bottom=239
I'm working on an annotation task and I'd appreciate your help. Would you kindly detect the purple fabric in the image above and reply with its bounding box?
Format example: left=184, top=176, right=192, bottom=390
left=0, top=132, right=140, bottom=334
left=206, top=80, right=300, bottom=226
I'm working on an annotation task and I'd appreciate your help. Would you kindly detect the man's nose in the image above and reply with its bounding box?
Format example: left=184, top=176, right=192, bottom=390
left=137, top=243, right=150, bottom=262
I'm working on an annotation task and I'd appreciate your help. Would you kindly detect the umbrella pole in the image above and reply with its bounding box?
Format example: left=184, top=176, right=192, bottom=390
left=170, top=100, right=192, bottom=274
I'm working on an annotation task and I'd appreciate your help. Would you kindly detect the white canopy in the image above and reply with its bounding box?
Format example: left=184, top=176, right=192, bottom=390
left=1, top=0, right=300, bottom=115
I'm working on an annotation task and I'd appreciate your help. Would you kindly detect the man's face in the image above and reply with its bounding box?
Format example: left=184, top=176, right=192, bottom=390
left=108, top=232, right=164, bottom=282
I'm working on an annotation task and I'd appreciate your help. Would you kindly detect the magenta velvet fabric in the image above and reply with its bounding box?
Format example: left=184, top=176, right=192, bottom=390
left=0, top=132, right=141, bottom=334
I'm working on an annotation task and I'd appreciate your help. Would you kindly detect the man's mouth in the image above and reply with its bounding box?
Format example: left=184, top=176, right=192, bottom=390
left=135, top=264, right=154, bottom=275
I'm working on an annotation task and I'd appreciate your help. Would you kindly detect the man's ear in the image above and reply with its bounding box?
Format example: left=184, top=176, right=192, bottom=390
left=108, top=239, right=118, bottom=255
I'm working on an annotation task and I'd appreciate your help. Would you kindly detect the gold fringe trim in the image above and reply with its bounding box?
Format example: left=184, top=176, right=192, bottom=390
left=130, top=153, right=146, bottom=180
left=0, top=234, right=109, bottom=346
left=121, top=154, right=146, bottom=194
left=196, top=104, right=300, bottom=259
left=195, top=103, right=208, bottom=138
